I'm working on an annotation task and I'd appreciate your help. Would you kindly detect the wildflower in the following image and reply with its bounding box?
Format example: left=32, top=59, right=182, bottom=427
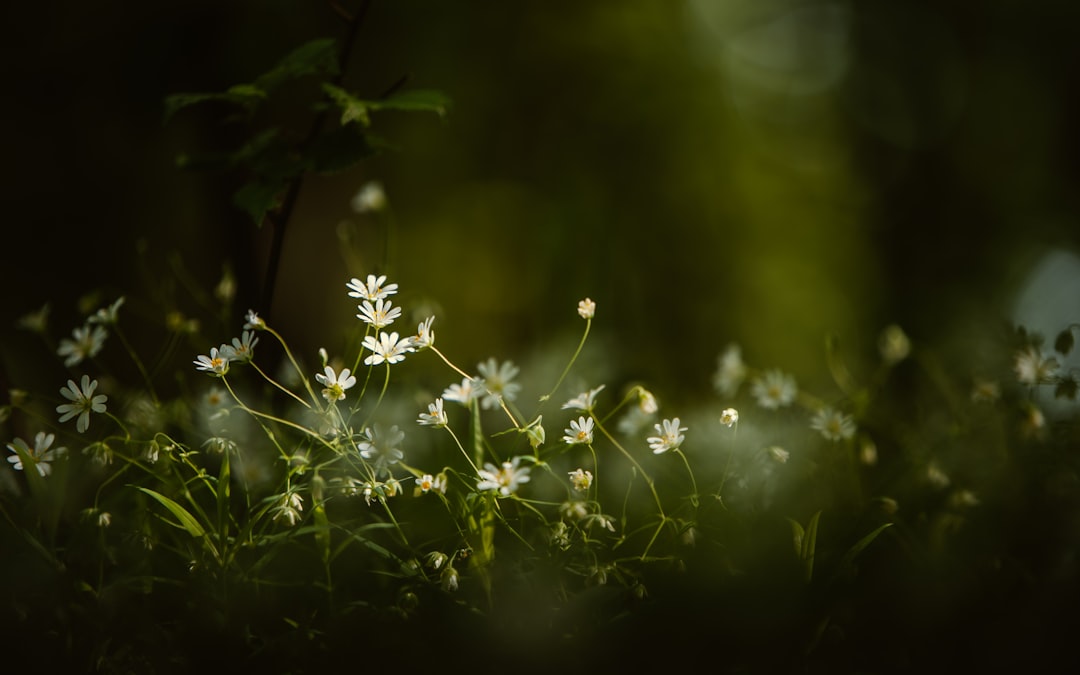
left=414, top=473, right=446, bottom=495
left=228, top=330, right=259, bottom=362
left=16, top=303, right=50, bottom=333
left=971, top=378, right=1001, bottom=403
left=315, top=365, right=357, bottom=402
left=57, top=324, right=107, bottom=367
left=357, top=425, right=405, bottom=476
left=6, top=432, right=66, bottom=477
left=203, top=437, right=237, bottom=454
left=347, top=274, right=398, bottom=301
left=559, top=500, right=590, bottom=521
left=766, top=446, right=790, bottom=463
left=356, top=298, right=402, bottom=329
left=56, top=375, right=108, bottom=433
left=549, top=521, right=571, bottom=550
left=1014, top=346, right=1058, bottom=386
left=713, top=343, right=748, bottom=398
left=562, top=384, right=605, bottom=412
left=410, top=316, right=435, bottom=351
left=351, top=181, right=388, bottom=213
left=441, top=565, right=460, bottom=592
left=417, top=398, right=448, bottom=427
left=362, top=331, right=411, bottom=366
left=809, top=407, right=856, bottom=442
left=193, top=347, right=230, bottom=376
left=638, top=388, right=658, bottom=414
left=720, top=408, right=739, bottom=427
left=83, top=441, right=113, bottom=466
left=878, top=324, right=911, bottom=364
left=443, top=377, right=481, bottom=406
left=477, top=457, right=531, bottom=497
left=581, top=513, right=617, bottom=532
left=926, top=462, right=950, bottom=489
left=525, top=416, right=546, bottom=449
left=476, top=358, right=521, bottom=410
left=647, top=418, right=687, bottom=454
left=243, top=310, right=266, bottom=330
left=751, top=369, right=797, bottom=410
left=88, top=297, right=125, bottom=326
left=568, top=468, right=593, bottom=492
left=563, top=416, right=595, bottom=445
left=273, top=491, right=304, bottom=526
left=97, top=511, right=112, bottom=528
left=577, top=298, right=596, bottom=319
left=426, top=551, right=449, bottom=570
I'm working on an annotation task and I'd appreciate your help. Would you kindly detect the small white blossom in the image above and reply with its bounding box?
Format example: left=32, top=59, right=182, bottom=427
left=315, top=365, right=357, bottom=402
left=751, top=370, right=797, bottom=410
left=243, top=309, right=266, bottom=330
left=357, top=298, right=402, bottom=329
left=194, top=347, right=230, bottom=376
left=638, top=389, right=659, bottom=414
left=476, top=457, right=531, bottom=497
left=476, top=358, right=521, bottom=410
left=410, top=316, right=435, bottom=350
left=57, top=324, right=108, bottom=367
left=351, top=181, right=388, bottom=214
left=647, top=417, right=687, bottom=454
left=568, top=468, right=593, bottom=492
left=362, top=331, right=411, bottom=366
left=443, top=377, right=481, bottom=406
left=713, top=343, right=748, bottom=398
left=87, top=297, right=125, bottom=326
left=357, top=425, right=405, bottom=476
left=56, top=375, right=108, bottom=433
left=810, top=407, right=856, bottom=442
left=720, top=408, right=739, bottom=427
left=562, top=385, right=605, bottom=413
left=563, top=416, right=595, bottom=445
left=577, top=298, right=596, bottom=319
left=417, top=398, right=448, bottom=427
left=347, top=274, right=398, bottom=301
left=6, top=432, right=66, bottom=477
left=1014, top=346, right=1058, bottom=386
left=228, top=330, right=259, bottom=362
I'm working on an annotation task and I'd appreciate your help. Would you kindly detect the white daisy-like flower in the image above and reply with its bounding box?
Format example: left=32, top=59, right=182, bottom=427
left=228, top=330, right=259, bottom=362
left=56, top=375, right=108, bottom=433
left=315, top=365, right=357, bottom=402
left=568, top=468, right=593, bottom=492
left=1014, top=346, right=1059, bottom=386
left=87, top=297, right=125, bottom=326
left=351, top=181, right=388, bottom=214
left=476, top=358, right=521, bottom=410
left=562, top=384, right=606, bottom=413
left=414, top=473, right=447, bottom=496
left=476, top=456, right=531, bottom=497
left=6, top=432, right=67, bottom=477
left=243, top=309, right=266, bottom=330
left=810, top=407, right=856, bottom=441
left=194, top=347, right=230, bottom=376
left=443, top=377, right=481, bottom=406
left=357, top=424, right=405, bottom=476
left=751, top=369, right=797, bottom=410
left=647, top=417, right=687, bottom=454
left=563, top=416, right=595, bottom=445
left=410, top=316, right=435, bottom=351
left=347, top=274, right=398, bottom=301
left=417, top=398, right=448, bottom=427
left=362, top=331, right=411, bottom=366
left=720, top=408, right=739, bottom=427
left=57, top=324, right=108, bottom=367
left=577, top=298, right=596, bottom=319
left=356, top=298, right=402, bottom=329
left=713, top=343, right=748, bottom=398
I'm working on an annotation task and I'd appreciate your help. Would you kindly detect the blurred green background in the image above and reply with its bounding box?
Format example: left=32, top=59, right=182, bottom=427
left=4, top=0, right=1080, bottom=401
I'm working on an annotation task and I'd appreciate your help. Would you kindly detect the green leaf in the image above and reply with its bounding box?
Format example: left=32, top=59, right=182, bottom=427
left=834, top=522, right=893, bottom=580
left=135, top=487, right=207, bottom=538
left=368, top=89, right=452, bottom=117
left=255, top=38, right=340, bottom=92
left=162, top=87, right=266, bottom=124
left=1055, top=376, right=1078, bottom=400
left=788, top=518, right=805, bottom=557
left=802, top=510, right=821, bottom=582
left=233, top=179, right=288, bottom=226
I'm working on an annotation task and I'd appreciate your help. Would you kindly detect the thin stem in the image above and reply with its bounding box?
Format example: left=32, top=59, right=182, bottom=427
left=539, top=317, right=591, bottom=403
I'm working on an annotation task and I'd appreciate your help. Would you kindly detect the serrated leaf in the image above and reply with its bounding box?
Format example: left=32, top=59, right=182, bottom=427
left=1055, top=329, right=1074, bottom=356
left=256, top=38, right=340, bottom=92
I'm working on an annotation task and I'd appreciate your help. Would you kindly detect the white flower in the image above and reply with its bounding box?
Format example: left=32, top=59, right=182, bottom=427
left=638, top=389, right=659, bottom=414
left=194, top=347, right=230, bottom=375
left=647, top=417, right=687, bottom=454
left=6, top=432, right=66, bottom=477
left=1014, top=346, right=1058, bottom=386
left=766, top=446, right=790, bottom=463
left=415, top=474, right=437, bottom=494
left=443, top=377, right=481, bottom=406
left=87, top=297, right=125, bottom=326
left=357, top=425, right=405, bottom=476
left=315, top=365, right=357, bottom=402
left=713, top=343, right=748, bottom=398
left=351, top=181, right=388, bottom=213
left=562, top=416, right=595, bottom=445
left=56, top=375, right=108, bottom=433
left=878, top=324, right=911, bottom=364
left=356, top=298, right=402, bottom=329
left=410, top=316, right=435, bottom=351
left=750, top=369, right=797, bottom=410
left=417, top=398, right=448, bottom=427
left=810, top=407, right=856, bottom=441
left=57, top=324, right=108, bottom=367
left=362, top=331, right=411, bottom=366
left=228, top=330, right=259, bottom=362
left=476, top=358, right=521, bottom=410
left=562, top=384, right=605, bottom=412
left=476, top=457, right=531, bottom=497
left=347, top=274, right=398, bottom=301
left=568, top=468, right=593, bottom=492
left=243, top=309, right=266, bottom=330
left=720, top=408, right=739, bottom=427
left=577, top=298, right=596, bottom=319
